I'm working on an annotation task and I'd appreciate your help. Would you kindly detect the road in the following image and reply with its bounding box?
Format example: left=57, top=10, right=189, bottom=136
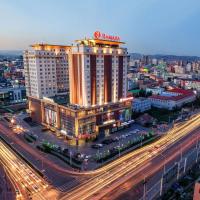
left=102, top=128, right=200, bottom=200
left=1, top=113, right=200, bottom=200
left=60, top=113, right=200, bottom=200
left=0, top=164, right=15, bottom=200
left=0, top=140, right=57, bottom=200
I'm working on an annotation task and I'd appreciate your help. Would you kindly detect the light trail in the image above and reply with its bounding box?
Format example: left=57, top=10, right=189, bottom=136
left=61, top=113, right=200, bottom=200
left=0, top=141, right=49, bottom=199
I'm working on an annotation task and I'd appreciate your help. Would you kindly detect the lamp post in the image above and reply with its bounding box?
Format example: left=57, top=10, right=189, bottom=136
left=180, top=143, right=183, bottom=161
left=10, top=118, right=15, bottom=128
left=160, top=153, right=166, bottom=174
left=69, top=151, right=72, bottom=166
left=118, top=140, right=121, bottom=157
left=143, top=176, right=147, bottom=200
left=196, top=136, right=199, bottom=163
left=177, top=143, right=183, bottom=180
left=139, top=132, right=143, bottom=147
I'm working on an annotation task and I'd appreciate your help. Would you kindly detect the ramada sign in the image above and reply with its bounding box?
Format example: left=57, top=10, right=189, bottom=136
left=93, top=31, right=120, bottom=41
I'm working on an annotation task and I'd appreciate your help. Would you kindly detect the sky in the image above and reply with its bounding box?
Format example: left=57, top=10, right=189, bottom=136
left=0, top=0, right=200, bottom=56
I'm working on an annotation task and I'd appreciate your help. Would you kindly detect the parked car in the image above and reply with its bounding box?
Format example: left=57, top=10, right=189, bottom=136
left=121, top=135, right=126, bottom=139
left=113, top=137, right=119, bottom=142
left=102, top=139, right=113, bottom=145
left=62, top=148, right=69, bottom=155
left=91, top=144, right=103, bottom=149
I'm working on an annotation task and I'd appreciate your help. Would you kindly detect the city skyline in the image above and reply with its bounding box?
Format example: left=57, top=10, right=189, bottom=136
left=1, top=1, right=200, bottom=200
left=1, top=0, right=200, bottom=56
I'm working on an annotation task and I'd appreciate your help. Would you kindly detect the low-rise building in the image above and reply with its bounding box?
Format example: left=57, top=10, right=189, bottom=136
left=0, top=86, right=26, bottom=105
left=148, top=88, right=196, bottom=110
left=146, top=87, right=164, bottom=95
left=132, top=97, right=151, bottom=112
left=180, top=79, right=200, bottom=91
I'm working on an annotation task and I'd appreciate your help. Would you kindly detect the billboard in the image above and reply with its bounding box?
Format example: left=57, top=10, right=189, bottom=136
left=45, top=108, right=57, bottom=126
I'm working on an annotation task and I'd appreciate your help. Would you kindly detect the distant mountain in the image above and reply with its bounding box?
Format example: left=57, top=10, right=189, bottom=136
left=0, top=50, right=22, bottom=56
left=129, top=53, right=200, bottom=62
left=129, top=53, right=143, bottom=60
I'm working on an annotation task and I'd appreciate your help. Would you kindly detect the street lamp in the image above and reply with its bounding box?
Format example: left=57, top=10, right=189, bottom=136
left=195, top=135, right=200, bottom=163
left=143, top=176, right=147, bottom=200
left=118, top=140, right=121, bottom=157
left=160, top=153, right=166, bottom=174
left=180, top=143, right=183, bottom=161
left=69, top=151, right=72, bottom=166
left=140, top=132, right=144, bottom=147
left=11, top=118, right=15, bottom=125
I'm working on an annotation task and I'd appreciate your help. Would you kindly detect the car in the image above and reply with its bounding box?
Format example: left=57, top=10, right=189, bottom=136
left=91, top=144, right=103, bottom=149
left=33, top=185, right=39, bottom=191
left=113, top=137, right=119, bottom=142
left=125, top=133, right=131, bottom=137
left=102, top=139, right=113, bottom=145
left=130, top=131, right=136, bottom=134
left=33, top=134, right=38, bottom=138
left=114, top=145, right=120, bottom=149
left=85, top=155, right=91, bottom=159
left=110, top=148, right=118, bottom=154
left=63, top=148, right=69, bottom=155
left=154, top=144, right=160, bottom=149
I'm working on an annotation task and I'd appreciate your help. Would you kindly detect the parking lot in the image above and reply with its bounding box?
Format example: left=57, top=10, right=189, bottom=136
left=12, top=112, right=159, bottom=170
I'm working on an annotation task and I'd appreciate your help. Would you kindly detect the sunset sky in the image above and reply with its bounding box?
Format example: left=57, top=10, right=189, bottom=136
left=1, top=0, right=200, bottom=56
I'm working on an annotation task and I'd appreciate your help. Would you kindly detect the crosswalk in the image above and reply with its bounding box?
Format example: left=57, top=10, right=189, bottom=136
left=56, top=178, right=85, bottom=192
left=43, top=175, right=53, bottom=185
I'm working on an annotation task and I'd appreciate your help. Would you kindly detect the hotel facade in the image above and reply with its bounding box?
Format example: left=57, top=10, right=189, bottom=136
left=25, top=32, right=132, bottom=144
left=24, top=44, right=70, bottom=98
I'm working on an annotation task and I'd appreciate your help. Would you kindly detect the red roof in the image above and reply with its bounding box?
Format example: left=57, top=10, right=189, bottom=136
left=167, top=88, right=194, bottom=95
left=149, top=92, right=195, bottom=101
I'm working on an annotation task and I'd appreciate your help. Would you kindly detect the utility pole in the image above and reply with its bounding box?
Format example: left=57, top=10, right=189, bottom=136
left=160, top=153, right=166, bottom=174
left=118, top=140, right=121, bottom=157
left=143, top=177, right=147, bottom=200
left=160, top=176, right=164, bottom=196
left=183, top=158, right=187, bottom=173
left=168, top=116, right=170, bottom=124
left=196, top=137, right=199, bottom=163
left=70, top=151, right=72, bottom=166
left=140, top=133, right=143, bottom=147
left=97, top=147, right=100, bottom=160
left=180, top=143, right=183, bottom=161
left=177, top=162, right=180, bottom=180
left=42, top=158, right=44, bottom=171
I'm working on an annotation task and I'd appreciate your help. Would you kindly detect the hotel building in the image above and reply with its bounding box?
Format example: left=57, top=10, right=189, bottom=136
left=26, top=32, right=132, bottom=145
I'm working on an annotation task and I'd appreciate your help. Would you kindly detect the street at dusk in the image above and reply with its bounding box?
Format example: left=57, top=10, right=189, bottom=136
left=1, top=0, right=200, bottom=200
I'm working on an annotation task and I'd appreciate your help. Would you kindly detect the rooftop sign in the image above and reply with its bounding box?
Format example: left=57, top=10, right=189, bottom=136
left=93, top=31, right=120, bottom=42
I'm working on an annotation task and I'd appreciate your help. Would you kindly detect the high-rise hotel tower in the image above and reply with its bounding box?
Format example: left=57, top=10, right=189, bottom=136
left=26, top=32, right=133, bottom=145
left=69, top=34, right=127, bottom=107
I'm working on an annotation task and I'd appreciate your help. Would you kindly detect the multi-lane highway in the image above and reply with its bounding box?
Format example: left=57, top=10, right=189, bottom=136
left=1, top=113, right=200, bottom=200
left=0, top=140, right=49, bottom=200
left=60, top=113, right=200, bottom=200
